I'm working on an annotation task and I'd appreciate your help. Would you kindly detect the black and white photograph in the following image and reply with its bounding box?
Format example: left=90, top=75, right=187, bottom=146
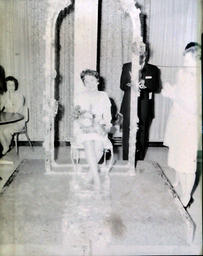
left=0, top=0, right=202, bottom=255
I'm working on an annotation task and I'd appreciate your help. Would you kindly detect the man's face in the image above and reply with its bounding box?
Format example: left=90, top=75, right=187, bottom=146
left=139, top=53, right=146, bottom=66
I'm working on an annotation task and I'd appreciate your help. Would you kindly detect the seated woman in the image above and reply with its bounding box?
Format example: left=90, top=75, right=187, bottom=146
left=0, top=76, right=25, bottom=155
left=73, top=69, right=112, bottom=190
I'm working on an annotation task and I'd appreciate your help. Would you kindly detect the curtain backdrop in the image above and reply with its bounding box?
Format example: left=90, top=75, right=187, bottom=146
left=100, top=0, right=147, bottom=112
left=100, top=0, right=126, bottom=111
left=0, top=0, right=48, bottom=141
left=100, top=0, right=201, bottom=142
left=0, top=0, right=201, bottom=141
left=149, top=0, right=200, bottom=141
left=59, top=10, right=74, bottom=141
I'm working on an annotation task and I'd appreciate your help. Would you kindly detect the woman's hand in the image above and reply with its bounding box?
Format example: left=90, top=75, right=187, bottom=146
left=94, top=118, right=109, bottom=135
left=95, top=124, right=107, bottom=135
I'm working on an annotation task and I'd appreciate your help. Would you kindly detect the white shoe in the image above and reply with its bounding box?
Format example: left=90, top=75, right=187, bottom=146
left=180, top=194, right=191, bottom=207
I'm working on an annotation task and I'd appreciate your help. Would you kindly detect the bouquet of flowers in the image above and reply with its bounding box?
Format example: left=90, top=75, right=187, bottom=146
left=72, top=105, right=107, bottom=135
left=72, top=105, right=95, bottom=130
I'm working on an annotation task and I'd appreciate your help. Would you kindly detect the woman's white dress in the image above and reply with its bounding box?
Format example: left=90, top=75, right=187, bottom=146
left=74, top=90, right=112, bottom=146
left=164, top=67, right=199, bottom=174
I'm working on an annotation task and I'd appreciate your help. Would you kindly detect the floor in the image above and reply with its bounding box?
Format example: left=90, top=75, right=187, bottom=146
left=0, top=145, right=202, bottom=255
left=145, top=146, right=202, bottom=246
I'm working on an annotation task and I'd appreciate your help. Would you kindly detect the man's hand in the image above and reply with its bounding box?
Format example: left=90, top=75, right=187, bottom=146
left=138, top=79, right=147, bottom=90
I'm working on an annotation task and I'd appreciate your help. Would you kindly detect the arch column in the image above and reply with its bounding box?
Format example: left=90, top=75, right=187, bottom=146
left=43, top=0, right=73, bottom=173
left=120, top=0, right=144, bottom=172
left=43, top=0, right=143, bottom=173
left=43, top=0, right=99, bottom=173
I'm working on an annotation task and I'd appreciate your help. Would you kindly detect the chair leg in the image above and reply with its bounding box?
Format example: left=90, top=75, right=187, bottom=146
left=71, top=148, right=80, bottom=172
left=104, top=149, right=107, bottom=166
left=25, top=131, right=33, bottom=149
left=103, top=148, right=114, bottom=174
left=15, top=134, right=19, bottom=154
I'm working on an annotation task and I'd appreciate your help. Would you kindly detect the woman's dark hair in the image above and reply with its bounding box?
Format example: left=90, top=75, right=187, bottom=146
left=185, top=42, right=201, bottom=51
left=5, top=76, right=19, bottom=91
left=184, top=42, right=201, bottom=61
left=80, top=69, right=100, bottom=84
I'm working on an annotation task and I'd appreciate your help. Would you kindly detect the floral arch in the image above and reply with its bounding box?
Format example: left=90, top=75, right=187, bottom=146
left=43, top=0, right=144, bottom=173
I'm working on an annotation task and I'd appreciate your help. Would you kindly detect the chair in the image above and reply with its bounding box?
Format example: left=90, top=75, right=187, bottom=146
left=13, top=107, right=33, bottom=154
left=70, top=137, right=114, bottom=174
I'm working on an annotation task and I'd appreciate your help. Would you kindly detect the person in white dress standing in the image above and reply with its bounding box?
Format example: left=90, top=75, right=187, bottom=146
left=0, top=76, right=25, bottom=155
left=73, top=69, right=112, bottom=190
left=162, top=42, right=201, bottom=207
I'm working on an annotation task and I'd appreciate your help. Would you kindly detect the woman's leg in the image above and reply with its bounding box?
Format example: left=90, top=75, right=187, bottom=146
left=0, top=128, right=11, bottom=155
left=94, top=140, right=104, bottom=163
left=0, top=132, right=6, bottom=154
left=83, top=140, right=101, bottom=190
left=0, top=123, right=24, bottom=155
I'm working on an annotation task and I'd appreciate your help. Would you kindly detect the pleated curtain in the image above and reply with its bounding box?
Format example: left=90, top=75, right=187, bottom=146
left=100, top=0, right=200, bottom=142
left=0, top=0, right=201, bottom=141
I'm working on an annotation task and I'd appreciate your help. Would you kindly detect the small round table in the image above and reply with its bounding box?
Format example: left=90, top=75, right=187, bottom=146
left=0, top=112, right=24, bottom=125
left=0, top=112, right=24, bottom=165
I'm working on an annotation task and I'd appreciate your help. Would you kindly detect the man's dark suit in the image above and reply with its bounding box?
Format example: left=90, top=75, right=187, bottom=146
left=120, top=62, right=160, bottom=162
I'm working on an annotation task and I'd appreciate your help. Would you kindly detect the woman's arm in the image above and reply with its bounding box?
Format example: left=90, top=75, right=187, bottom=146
left=162, top=82, right=175, bottom=100
left=14, top=93, right=25, bottom=113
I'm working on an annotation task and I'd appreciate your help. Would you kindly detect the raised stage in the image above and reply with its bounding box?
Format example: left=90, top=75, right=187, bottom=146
left=0, top=156, right=198, bottom=256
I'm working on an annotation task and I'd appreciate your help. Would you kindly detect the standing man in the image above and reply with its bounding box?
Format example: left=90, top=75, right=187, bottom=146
left=120, top=47, right=161, bottom=163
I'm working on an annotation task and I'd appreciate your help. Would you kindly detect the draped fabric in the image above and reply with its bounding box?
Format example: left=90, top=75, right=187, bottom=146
left=100, top=0, right=158, bottom=139
left=100, top=0, right=201, bottom=142
left=0, top=0, right=48, bottom=141
left=99, top=0, right=147, bottom=111
left=0, top=0, right=201, bottom=142
left=59, top=11, right=74, bottom=141
left=99, top=0, right=128, bottom=111
left=0, top=0, right=74, bottom=141
left=149, top=0, right=200, bottom=141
